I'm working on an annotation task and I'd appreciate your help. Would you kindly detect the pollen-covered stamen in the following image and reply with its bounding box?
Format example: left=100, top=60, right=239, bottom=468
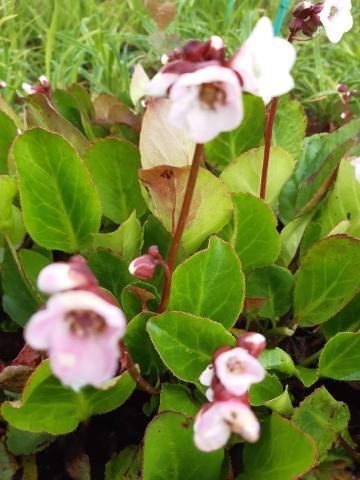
left=199, top=83, right=227, bottom=110
left=66, top=309, right=106, bottom=337
left=226, top=356, right=246, bottom=374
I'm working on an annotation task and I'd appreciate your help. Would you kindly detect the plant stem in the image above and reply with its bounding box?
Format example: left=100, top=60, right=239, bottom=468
left=339, top=436, right=360, bottom=464
left=120, top=340, right=159, bottom=395
left=158, top=144, right=204, bottom=313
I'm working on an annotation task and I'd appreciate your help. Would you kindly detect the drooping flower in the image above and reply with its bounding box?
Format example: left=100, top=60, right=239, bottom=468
left=319, top=0, right=353, bottom=44
left=22, top=75, right=51, bottom=96
left=25, top=289, right=127, bottom=390
left=350, top=157, right=360, bottom=184
left=129, top=245, right=165, bottom=281
left=231, top=17, right=296, bottom=104
left=194, top=399, right=260, bottom=451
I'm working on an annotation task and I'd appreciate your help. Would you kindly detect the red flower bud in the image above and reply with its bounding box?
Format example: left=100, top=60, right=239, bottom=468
left=293, top=1, right=313, bottom=19
left=289, top=17, right=304, bottom=34
left=236, top=332, right=266, bottom=358
left=311, top=2, right=324, bottom=15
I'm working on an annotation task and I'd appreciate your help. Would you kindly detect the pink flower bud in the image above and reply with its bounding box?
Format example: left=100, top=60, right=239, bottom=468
left=129, top=255, right=156, bottom=280
left=237, top=332, right=266, bottom=358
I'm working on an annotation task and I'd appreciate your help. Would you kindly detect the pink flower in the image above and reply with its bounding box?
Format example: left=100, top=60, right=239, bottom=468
left=231, top=17, right=296, bottom=104
left=350, top=157, right=360, bottom=183
left=319, top=0, right=353, bottom=43
left=22, top=75, right=51, bottom=96
left=25, top=290, right=127, bottom=389
left=168, top=65, right=243, bottom=143
left=128, top=245, right=165, bottom=281
left=194, top=400, right=260, bottom=451
left=237, top=332, right=266, bottom=358
left=214, top=347, right=265, bottom=396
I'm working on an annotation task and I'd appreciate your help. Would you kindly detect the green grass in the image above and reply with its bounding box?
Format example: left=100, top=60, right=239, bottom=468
left=0, top=0, right=359, bottom=123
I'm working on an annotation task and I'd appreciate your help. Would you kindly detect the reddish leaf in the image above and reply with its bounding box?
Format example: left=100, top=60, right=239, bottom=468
left=144, top=0, right=177, bottom=30
left=94, top=94, right=140, bottom=132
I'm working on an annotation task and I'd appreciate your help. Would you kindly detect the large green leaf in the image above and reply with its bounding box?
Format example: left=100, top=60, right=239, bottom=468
left=246, top=266, right=294, bottom=321
left=105, top=446, right=141, bottom=480
left=159, top=384, right=201, bottom=417
left=168, top=237, right=245, bottom=328
left=143, top=412, right=224, bottom=480
left=147, top=311, right=235, bottom=384
left=321, top=293, right=360, bottom=339
left=232, top=193, right=281, bottom=272
left=25, top=94, right=89, bottom=156
left=272, top=95, right=307, bottom=162
left=279, top=120, right=360, bottom=224
left=0, top=176, right=17, bottom=232
left=249, top=373, right=283, bottom=406
left=238, top=413, right=316, bottom=480
left=293, top=387, right=350, bottom=462
left=0, top=111, right=17, bottom=174
left=294, top=236, right=360, bottom=327
left=85, top=138, right=147, bottom=224
left=6, top=426, right=54, bottom=456
left=1, top=361, right=135, bottom=434
left=139, top=166, right=232, bottom=255
left=14, top=129, right=101, bottom=252
left=319, top=332, right=360, bottom=381
left=220, top=146, right=294, bottom=206
left=205, top=94, right=265, bottom=170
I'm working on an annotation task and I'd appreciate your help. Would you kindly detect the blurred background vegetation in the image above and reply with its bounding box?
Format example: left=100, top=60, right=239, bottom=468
left=0, top=0, right=359, bottom=126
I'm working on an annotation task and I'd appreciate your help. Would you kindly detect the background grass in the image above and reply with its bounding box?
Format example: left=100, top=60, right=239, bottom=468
left=0, top=0, right=359, bottom=123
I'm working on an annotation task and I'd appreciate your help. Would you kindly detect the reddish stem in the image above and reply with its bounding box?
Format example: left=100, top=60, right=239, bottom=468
left=158, top=143, right=204, bottom=313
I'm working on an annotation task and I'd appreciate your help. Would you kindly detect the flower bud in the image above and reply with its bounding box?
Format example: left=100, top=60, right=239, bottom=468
left=289, top=17, right=304, bottom=34
left=129, top=255, right=156, bottom=280
left=237, top=332, right=266, bottom=358
left=311, top=2, right=324, bottom=15
left=293, top=1, right=313, bottom=19
left=309, top=12, right=323, bottom=26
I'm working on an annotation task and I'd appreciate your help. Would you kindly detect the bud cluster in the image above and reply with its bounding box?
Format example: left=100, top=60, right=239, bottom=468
left=289, top=1, right=324, bottom=38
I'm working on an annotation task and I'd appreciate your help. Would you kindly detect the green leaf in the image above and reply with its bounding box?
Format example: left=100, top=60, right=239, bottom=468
left=232, top=193, right=281, bottom=272
left=121, top=282, right=159, bottom=321
left=220, top=146, right=294, bottom=206
left=105, top=445, right=141, bottom=480
left=1, top=361, right=135, bottom=434
left=159, top=384, right=201, bottom=417
left=0, top=176, right=17, bottom=231
left=321, top=293, right=360, bottom=339
left=246, top=266, right=294, bottom=321
left=124, top=312, right=164, bottom=380
left=14, top=129, right=101, bottom=252
left=319, top=332, right=360, bottom=381
left=92, top=211, right=143, bottom=262
left=294, top=235, right=360, bottom=327
left=279, top=120, right=360, bottom=224
left=25, top=94, right=90, bottom=156
left=0, top=440, right=18, bottom=480
left=272, top=95, right=307, bottom=162
left=205, top=94, right=265, bottom=169
left=143, top=412, right=224, bottom=480
left=139, top=166, right=233, bottom=255
left=0, top=111, right=17, bottom=174
left=265, top=387, right=294, bottom=417
left=53, top=88, right=85, bottom=132
left=292, top=387, right=350, bottom=462
left=85, top=138, right=147, bottom=224
left=238, top=413, right=316, bottom=480
left=249, top=373, right=283, bottom=406
left=168, top=237, right=245, bottom=328
left=147, top=312, right=235, bottom=384
left=6, top=426, right=54, bottom=455
left=277, top=212, right=314, bottom=267
left=19, top=249, right=51, bottom=290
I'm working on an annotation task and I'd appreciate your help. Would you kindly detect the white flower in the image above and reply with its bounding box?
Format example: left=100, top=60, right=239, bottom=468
left=168, top=65, right=243, bottom=143
left=231, top=17, right=296, bottom=104
left=0, top=80, right=7, bottom=89
left=22, top=82, right=36, bottom=95
left=194, top=400, right=260, bottom=451
left=215, top=347, right=265, bottom=396
left=199, top=364, right=214, bottom=386
left=319, top=0, right=353, bottom=43
left=350, top=157, right=360, bottom=183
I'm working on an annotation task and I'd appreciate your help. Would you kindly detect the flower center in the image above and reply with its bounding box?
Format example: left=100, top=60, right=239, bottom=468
left=329, top=6, right=338, bottom=20
left=66, top=309, right=106, bottom=337
left=226, top=357, right=245, bottom=374
left=199, top=83, right=226, bottom=110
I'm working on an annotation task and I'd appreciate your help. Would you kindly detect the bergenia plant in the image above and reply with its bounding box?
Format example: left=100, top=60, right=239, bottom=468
left=0, top=1, right=359, bottom=478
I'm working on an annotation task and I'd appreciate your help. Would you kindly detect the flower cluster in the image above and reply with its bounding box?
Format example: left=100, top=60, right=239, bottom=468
left=289, top=0, right=353, bottom=44
left=146, top=17, right=296, bottom=143
left=25, top=256, right=127, bottom=390
left=22, top=75, right=51, bottom=97
left=194, top=332, right=266, bottom=452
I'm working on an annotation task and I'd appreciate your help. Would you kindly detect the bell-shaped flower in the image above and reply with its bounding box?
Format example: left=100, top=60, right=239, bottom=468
left=319, top=0, right=353, bottom=43
left=231, top=17, right=296, bottom=104
left=214, top=347, right=265, bottom=396
left=168, top=65, right=243, bottom=143
left=194, top=399, right=260, bottom=451
left=350, top=157, right=360, bottom=183
left=25, top=290, right=127, bottom=390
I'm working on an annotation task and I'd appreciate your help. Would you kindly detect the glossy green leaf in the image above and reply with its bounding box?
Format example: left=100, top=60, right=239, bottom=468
left=92, top=211, right=143, bottom=262
left=25, top=94, right=89, bottom=156
left=277, top=212, right=313, bottom=267
left=0, top=440, right=18, bottom=480
left=232, top=193, right=281, bottom=272
left=205, top=94, right=265, bottom=169
left=121, top=282, right=159, bottom=321
left=279, top=120, right=360, bottom=224
left=246, top=266, right=294, bottom=321
left=143, top=412, right=224, bottom=480
left=319, top=333, right=360, bottom=381
left=265, top=387, right=293, bottom=417
left=294, top=236, right=360, bottom=327
left=220, top=146, right=294, bottom=206
left=19, top=249, right=51, bottom=290
left=238, top=413, right=316, bottom=480
left=293, top=387, right=350, bottom=462
left=2, top=361, right=135, bottom=434
left=14, top=129, right=101, bottom=252
left=105, top=445, right=141, bottom=480
left=168, top=237, right=245, bottom=328
left=147, top=311, right=235, bottom=384
left=321, top=293, right=360, bottom=339
left=272, top=95, right=307, bottom=162
left=0, top=111, right=17, bottom=174
left=53, top=88, right=84, bottom=132
left=249, top=373, right=283, bottom=406
left=6, top=426, right=54, bottom=455
left=139, top=166, right=233, bottom=255
left=159, top=384, right=201, bottom=417
left=0, top=176, right=17, bottom=231
left=85, top=138, right=147, bottom=224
